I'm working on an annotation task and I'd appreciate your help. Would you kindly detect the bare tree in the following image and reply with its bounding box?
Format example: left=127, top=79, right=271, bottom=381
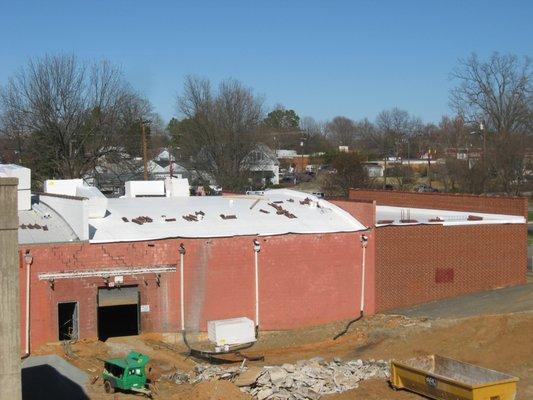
left=300, top=116, right=331, bottom=153
left=177, top=76, right=265, bottom=190
left=319, top=151, right=369, bottom=197
left=368, top=108, right=422, bottom=188
left=326, top=116, right=358, bottom=148
left=450, top=53, right=532, bottom=194
left=0, top=54, right=149, bottom=185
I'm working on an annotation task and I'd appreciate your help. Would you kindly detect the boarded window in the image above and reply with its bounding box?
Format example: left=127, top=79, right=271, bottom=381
left=435, top=268, right=454, bottom=284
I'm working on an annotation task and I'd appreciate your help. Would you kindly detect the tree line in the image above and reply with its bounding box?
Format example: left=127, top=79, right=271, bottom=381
left=1, top=52, right=531, bottom=194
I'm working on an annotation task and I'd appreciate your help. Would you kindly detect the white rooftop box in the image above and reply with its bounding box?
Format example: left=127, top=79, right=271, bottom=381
left=0, top=164, right=31, bottom=190
left=125, top=180, right=165, bottom=198
left=164, top=177, right=190, bottom=197
left=44, top=179, right=84, bottom=196
left=76, top=185, right=108, bottom=218
left=207, top=317, right=256, bottom=347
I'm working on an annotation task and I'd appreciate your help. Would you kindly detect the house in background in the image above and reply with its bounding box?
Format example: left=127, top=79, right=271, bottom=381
left=244, top=143, right=280, bottom=185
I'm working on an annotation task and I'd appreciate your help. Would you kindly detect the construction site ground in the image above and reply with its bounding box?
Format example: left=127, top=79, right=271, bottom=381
left=32, top=275, right=533, bottom=400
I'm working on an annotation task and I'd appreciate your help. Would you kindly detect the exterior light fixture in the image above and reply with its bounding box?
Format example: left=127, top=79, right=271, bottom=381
left=360, top=234, right=369, bottom=248
left=253, top=239, right=261, bottom=253
left=155, top=273, right=161, bottom=286
left=102, top=275, right=110, bottom=286
left=24, top=250, right=33, bottom=266
left=179, top=243, right=186, bottom=255
left=48, top=278, right=55, bottom=290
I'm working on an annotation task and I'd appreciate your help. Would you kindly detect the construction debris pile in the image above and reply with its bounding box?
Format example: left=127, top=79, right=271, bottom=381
left=165, top=357, right=390, bottom=399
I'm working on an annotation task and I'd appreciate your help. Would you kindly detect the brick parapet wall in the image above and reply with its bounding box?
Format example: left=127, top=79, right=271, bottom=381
left=349, top=189, right=528, bottom=218
left=329, top=199, right=376, bottom=228
left=374, top=223, right=527, bottom=312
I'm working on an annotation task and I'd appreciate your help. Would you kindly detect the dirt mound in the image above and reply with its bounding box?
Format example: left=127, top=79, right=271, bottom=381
left=185, top=380, right=251, bottom=400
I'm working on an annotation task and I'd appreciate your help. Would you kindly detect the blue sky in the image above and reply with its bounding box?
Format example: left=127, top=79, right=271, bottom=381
left=0, top=0, right=531, bottom=124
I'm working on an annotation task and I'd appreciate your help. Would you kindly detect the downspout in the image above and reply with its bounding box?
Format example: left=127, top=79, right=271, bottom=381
left=253, top=239, right=261, bottom=337
left=23, top=250, right=33, bottom=358
left=334, top=234, right=369, bottom=340
left=178, top=244, right=186, bottom=332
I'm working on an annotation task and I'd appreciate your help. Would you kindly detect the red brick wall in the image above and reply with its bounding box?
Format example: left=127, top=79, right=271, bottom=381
left=374, top=224, right=527, bottom=312
left=329, top=199, right=376, bottom=227
left=19, top=231, right=375, bottom=348
left=349, top=189, right=528, bottom=218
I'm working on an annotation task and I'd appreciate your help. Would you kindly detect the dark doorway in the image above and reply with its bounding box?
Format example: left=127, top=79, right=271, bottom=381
left=58, top=302, right=78, bottom=341
left=97, top=286, right=139, bottom=341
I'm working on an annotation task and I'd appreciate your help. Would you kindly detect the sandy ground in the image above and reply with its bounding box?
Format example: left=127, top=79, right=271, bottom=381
left=33, top=310, right=533, bottom=400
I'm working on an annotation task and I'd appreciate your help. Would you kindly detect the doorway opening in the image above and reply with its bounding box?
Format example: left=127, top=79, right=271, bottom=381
left=58, top=302, right=79, bottom=341
left=97, top=286, right=139, bottom=341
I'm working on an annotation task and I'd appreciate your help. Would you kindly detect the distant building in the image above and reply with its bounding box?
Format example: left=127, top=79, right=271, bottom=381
left=276, top=149, right=298, bottom=159
left=244, top=144, right=280, bottom=185
left=364, top=162, right=384, bottom=178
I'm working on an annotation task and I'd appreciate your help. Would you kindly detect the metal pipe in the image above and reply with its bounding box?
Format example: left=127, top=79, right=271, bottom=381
left=254, top=250, right=259, bottom=327
left=25, top=261, right=30, bottom=355
left=180, top=253, right=185, bottom=331
left=333, top=234, right=369, bottom=340
left=179, top=243, right=186, bottom=332
left=253, top=239, right=261, bottom=328
left=359, top=244, right=366, bottom=313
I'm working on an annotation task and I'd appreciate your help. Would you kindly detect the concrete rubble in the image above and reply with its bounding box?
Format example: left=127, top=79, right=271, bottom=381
left=164, top=357, right=390, bottom=399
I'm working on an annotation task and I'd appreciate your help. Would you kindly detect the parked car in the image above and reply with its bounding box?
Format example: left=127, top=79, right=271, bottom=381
left=416, top=184, right=438, bottom=193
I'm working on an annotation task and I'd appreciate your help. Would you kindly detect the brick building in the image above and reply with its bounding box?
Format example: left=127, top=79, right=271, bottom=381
left=346, top=189, right=527, bottom=311
left=6, top=164, right=526, bottom=351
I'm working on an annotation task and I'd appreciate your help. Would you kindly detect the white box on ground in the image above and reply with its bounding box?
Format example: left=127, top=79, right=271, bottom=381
left=0, top=164, right=31, bottom=190
left=207, top=317, right=256, bottom=346
left=44, top=179, right=84, bottom=196
left=18, top=189, right=31, bottom=211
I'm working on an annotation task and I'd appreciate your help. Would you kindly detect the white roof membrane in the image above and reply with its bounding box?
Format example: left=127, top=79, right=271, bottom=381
left=88, top=189, right=367, bottom=243
left=375, top=205, right=525, bottom=226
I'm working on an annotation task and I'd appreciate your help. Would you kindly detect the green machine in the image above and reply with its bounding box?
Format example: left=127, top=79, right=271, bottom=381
left=102, top=351, right=152, bottom=396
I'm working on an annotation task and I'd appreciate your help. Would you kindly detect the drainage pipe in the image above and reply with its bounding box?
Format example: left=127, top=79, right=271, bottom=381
left=24, top=251, right=33, bottom=356
left=253, top=239, right=261, bottom=332
left=333, top=234, right=369, bottom=340
left=179, top=244, right=186, bottom=332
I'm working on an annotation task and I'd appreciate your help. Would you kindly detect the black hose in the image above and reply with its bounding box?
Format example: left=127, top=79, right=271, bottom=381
left=333, top=311, right=363, bottom=340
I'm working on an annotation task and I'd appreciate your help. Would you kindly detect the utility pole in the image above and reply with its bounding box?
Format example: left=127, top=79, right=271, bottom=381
left=169, top=146, right=174, bottom=179
left=480, top=122, right=486, bottom=193
left=427, top=148, right=432, bottom=187
left=141, top=121, right=148, bottom=181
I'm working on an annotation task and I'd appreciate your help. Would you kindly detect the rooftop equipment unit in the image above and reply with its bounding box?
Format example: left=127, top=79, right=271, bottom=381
left=124, top=181, right=165, bottom=198
left=44, top=179, right=84, bottom=196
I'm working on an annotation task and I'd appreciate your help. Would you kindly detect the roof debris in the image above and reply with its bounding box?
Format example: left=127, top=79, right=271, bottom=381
left=132, top=216, right=153, bottom=225
left=268, top=202, right=297, bottom=219
left=220, top=214, right=237, bottom=220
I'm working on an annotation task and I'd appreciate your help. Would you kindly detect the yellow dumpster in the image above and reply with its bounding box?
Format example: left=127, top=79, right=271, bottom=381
left=390, top=355, right=518, bottom=400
